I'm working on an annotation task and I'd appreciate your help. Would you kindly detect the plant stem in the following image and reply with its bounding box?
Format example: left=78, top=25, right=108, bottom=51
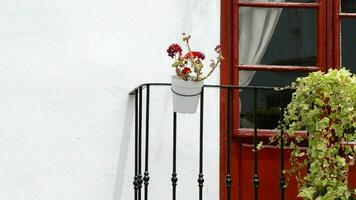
left=198, top=58, right=221, bottom=82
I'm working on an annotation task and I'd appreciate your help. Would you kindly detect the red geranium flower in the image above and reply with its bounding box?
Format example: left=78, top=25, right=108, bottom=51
left=182, top=67, right=191, bottom=75
left=168, top=34, right=223, bottom=82
left=184, top=51, right=205, bottom=61
left=167, top=43, right=182, bottom=58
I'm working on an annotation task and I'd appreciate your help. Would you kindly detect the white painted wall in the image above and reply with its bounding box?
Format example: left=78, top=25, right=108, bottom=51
left=0, top=0, right=220, bottom=200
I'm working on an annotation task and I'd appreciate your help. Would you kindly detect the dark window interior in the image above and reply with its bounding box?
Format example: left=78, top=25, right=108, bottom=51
left=239, top=8, right=315, bottom=129
left=341, top=19, right=356, bottom=74
left=260, top=8, right=316, bottom=66
left=342, top=0, right=356, bottom=13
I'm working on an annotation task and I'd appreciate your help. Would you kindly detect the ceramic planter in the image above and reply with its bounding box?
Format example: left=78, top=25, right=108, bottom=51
left=171, top=75, right=203, bottom=114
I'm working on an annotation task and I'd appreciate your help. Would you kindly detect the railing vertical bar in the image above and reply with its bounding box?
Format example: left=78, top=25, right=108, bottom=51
left=198, top=87, right=205, bottom=200
left=253, top=88, right=259, bottom=200
left=279, top=90, right=286, bottom=200
left=144, top=85, right=150, bottom=200
left=134, top=89, right=139, bottom=200
left=138, top=87, right=143, bottom=200
left=225, top=88, right=232, bottom=200
left=171, top=112, right=178, bottom=200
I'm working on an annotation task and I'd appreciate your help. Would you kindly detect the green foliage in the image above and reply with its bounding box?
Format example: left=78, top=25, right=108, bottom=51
left=281, top=68, right=356, bottom=200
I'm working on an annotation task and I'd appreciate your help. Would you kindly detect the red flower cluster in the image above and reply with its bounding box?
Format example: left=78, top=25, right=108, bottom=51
left=184, top=51, right=205, bottom=61
left=167, top=34, right=223, bottom=82
left=182, top=67, right=191, bottom=75
left=167, top=43, right=182, bottom=58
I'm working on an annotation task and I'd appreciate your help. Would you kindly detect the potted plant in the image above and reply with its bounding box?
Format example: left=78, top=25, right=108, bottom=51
left=167, top=33, right=223, bottom=113
left=278, top=68, right=356, bottom=200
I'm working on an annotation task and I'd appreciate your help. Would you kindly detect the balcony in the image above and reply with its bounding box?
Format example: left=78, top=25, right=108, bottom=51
left=128, top=83, right=356, bottom=200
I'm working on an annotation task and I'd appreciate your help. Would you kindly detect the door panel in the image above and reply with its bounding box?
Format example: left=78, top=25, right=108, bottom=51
left=238, top=142, right=356, bottom=199
left=240, top=144, right=301, bottom=199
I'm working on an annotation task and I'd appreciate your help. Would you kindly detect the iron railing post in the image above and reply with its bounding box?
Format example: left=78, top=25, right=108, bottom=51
left=252, top=88, right=259, bottom=200
left=171, top=112, right=178, bottom=200
left=279, top=90, right=286, bottom=200
left=134, top=89, right=139, bottom=200
left=138, top=87, right=143, bottom=200
left=225, top=88, right=232, bottom=200
left=144, top=85, right=150, bottom=200
left=198, top=87, right=205, bottom=200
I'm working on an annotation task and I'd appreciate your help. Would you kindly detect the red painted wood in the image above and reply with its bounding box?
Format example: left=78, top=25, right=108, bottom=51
left=232, top=0, right=240, bottom=132
left=239, top=144, right=356, bottom=199
left=231, top=1, right=241, bottom=199
left=220, top=0, right=235, bottom=199
left=317, top=0, right=327, bottom=71
left=220, top=0, right=233, bottom=86
left=334, top=0, right=341, bottom=68
left=239, top=144, right=303, bottom=200
left=326, top=0, right=335, bottom=70
left=349, top=165, right=356, bottom=199
left=237, top=1, right=319, bottom=9
left=237, top=64, right=318, bottom=72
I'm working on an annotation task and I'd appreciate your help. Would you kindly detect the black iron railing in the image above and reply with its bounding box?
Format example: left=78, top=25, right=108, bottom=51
left=129, top=83, right=290, bottom=200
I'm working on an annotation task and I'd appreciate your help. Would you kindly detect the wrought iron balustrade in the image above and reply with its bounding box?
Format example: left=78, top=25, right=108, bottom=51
left=128, top=83, right=292, bottom=200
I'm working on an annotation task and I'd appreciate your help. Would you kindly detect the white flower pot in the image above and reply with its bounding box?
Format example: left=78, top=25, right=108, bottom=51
left=171, top=75, right=204, bottom=114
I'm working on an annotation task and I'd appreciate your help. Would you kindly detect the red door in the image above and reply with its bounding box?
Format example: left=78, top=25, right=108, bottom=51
left=220, top=0, right=356, bottom=199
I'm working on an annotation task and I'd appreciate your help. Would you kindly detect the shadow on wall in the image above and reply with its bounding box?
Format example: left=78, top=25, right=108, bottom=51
left=112, top=95, right=134, bottom=200
left=111, top=87, right=173, bottom=200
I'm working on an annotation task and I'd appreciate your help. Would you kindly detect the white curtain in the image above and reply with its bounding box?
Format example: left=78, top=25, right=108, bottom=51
left=239, top=0, right=285, bottom=86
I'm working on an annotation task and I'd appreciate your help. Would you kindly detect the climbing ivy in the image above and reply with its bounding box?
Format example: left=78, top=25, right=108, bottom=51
left=280, top=68, right=356, bottom=200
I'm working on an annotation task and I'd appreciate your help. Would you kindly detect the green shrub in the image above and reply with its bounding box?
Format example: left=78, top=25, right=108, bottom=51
left=280, top=68, right=356, bottom=200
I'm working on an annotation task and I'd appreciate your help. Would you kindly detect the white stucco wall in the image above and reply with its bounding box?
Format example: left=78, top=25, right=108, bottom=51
left=0, top=0, right=220, bottom=200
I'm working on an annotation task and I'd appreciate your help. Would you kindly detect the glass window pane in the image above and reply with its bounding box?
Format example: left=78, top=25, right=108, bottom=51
left=239, top=71, right=308, bottom=129
left=239, top=7, right=317, bottom=66
left=243, top=71, right=307, bottom=87
left=341, top=0, right=356, bottom=13
left=341, top=19, right=356, bottom=74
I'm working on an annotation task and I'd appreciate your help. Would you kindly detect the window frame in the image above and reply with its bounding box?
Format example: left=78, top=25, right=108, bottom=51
left=220, top=0, right=328, bottom=138
left=334, top=0, right=356, bottom=68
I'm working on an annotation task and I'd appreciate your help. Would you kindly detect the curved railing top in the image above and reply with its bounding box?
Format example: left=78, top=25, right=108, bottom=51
left=129, top=82, right=289, bottom=95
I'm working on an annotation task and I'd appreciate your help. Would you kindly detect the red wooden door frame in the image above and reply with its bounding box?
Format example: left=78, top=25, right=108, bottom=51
left=220, top=0, right=356, bottom=199
left=220, top=0, right=240, bottom=199
left=219, top=0, right=332, bottom=199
